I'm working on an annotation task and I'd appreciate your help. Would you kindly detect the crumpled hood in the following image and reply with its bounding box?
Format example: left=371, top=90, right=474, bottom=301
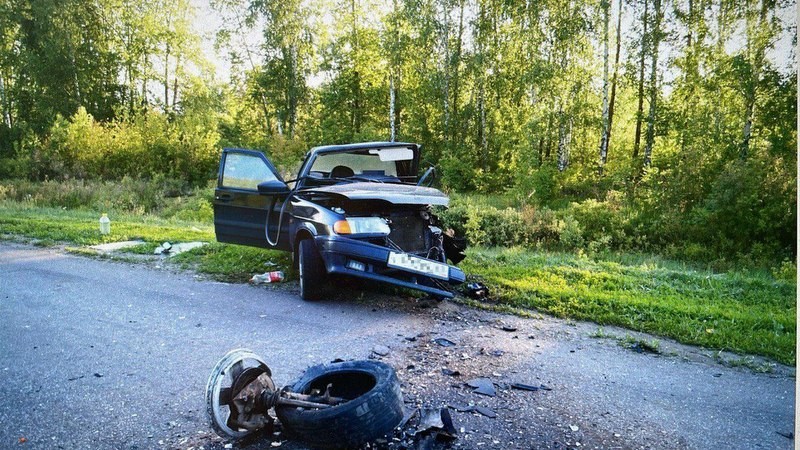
left=302, top=182, right=449, bottom=206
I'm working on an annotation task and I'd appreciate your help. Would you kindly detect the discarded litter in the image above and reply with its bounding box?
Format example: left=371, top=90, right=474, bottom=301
left=510, top=383, right=540, bottom=392
left=154, top=242, right=173, bottom=254
left=474, top=406, right=496, bottom=418
left=154, top=241, right=207, bottom=256
left=464, top=282, right=489, bottom=299
left=416, top=408, right=457, bottom=441
left=372, top=345, right=390, bottom=357
left=441, top=368, right=461, bottom=377
left=433, top=338, right=457, bottom=347
left=99, top=213, right=111, bottom=235
left=501, top=325, right=517, bottom=332
left=466, top=378, right=496, bottom=397
left=250, top=271, right=285, bottom=284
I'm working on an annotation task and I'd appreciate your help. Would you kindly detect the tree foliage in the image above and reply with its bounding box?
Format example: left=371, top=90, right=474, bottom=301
left=0, top=0, right=795, bottom=263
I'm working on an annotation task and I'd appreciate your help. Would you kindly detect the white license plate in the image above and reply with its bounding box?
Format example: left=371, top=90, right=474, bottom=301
left=387, top=252, right=449, bottom=280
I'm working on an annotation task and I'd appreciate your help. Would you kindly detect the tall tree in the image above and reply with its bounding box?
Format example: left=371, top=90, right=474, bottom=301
left=598, top=0, right=611, bottom=174
left=632, top=0, right=649, bottom=160
left=739, top=0, right=777, bottom=160
left=641, top=0, right=662, bottom=171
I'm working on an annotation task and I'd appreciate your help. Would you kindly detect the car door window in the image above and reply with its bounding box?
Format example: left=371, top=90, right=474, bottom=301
left=222, top=152, right=278, bottom=190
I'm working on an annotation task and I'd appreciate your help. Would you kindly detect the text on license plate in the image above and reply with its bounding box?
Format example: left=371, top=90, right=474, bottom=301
left=387, top=252, right=449, bottom=280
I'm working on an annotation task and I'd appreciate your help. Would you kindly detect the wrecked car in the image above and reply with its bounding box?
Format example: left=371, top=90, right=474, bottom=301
left=213, top=142, right=467, bottom=300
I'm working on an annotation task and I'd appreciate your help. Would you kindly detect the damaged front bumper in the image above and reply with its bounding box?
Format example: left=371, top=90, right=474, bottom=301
left=315, top=235, right=466, bottom=298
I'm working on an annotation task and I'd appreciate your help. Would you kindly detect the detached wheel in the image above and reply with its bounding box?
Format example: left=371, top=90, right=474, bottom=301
left=299, top=238, right=327, bottom=301
left=205, top=349, right=275, bottom=439
left=276, top=360, right=404, bottom=449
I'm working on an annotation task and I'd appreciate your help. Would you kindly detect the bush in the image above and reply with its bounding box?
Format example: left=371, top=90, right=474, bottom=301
left=8, top=107, right=220, bottom=186
left=0, top=177, right=207, bottom=218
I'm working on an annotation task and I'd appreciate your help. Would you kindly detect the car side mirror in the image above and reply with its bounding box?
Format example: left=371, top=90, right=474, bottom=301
left=257, top=180, right=290, bottom=196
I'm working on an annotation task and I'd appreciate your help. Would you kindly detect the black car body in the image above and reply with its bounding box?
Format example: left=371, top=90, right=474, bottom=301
left=213, top=142, right=466, bottom=300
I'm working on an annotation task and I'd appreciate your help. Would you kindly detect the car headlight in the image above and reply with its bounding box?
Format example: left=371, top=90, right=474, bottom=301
left=333, top=217, right=391, bottom=235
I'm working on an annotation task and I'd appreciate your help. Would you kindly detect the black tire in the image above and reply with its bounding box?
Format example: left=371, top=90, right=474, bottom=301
left=299, top=238, right=327, bottom=301
left=275, top=360, right=404, bottom=449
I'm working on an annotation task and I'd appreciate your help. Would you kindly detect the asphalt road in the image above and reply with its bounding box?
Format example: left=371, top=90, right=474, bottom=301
left=0, top=243, right=795, bottom=449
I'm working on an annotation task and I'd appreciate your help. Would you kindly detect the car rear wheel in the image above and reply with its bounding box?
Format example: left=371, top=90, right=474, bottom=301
left=299, top=238, right=326, bottom=301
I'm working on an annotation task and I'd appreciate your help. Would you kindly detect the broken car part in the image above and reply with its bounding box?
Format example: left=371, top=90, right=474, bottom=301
left=206, top=349, right=404, bottom=449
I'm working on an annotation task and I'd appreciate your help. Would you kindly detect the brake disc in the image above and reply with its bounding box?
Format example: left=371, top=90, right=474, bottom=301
left=205, top=348, right=276, bottom=439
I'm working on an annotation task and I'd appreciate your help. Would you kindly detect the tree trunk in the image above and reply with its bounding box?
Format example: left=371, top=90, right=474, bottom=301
left=605, top=0, right=623, bottom=163
left=287, top=44, right=299, bottom=138
left=451, top=0, right=464, bottom=145
left=0, top=73, right=10, bottom=128
left=632, top=0, right=649, bottom=159
left=172, top=56, right=180, bottom=109
left=739, top=0, right=770, bottom=160
left=164, top=43, right=170, bottom=111
left=598, top=0, right=610, bottom=174
left=557, top=113, right=572, bottom=172
left=389, top=73, right=396, bottom=142
left=442, top=3, right=450, bottom=143
left=642, top=0, right=662, bottom=171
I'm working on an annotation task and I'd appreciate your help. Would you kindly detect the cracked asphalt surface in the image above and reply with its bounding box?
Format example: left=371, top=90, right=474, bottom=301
left=0, top=243, right=795, bottom=449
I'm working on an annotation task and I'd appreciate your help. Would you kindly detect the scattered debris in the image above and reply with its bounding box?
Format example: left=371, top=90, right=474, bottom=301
left=510, top=383, right=551, bottom=392
left=474, top=406, right=497, bottom=418
left=418, top=408, right=446, bottom=431
left=433, top=338, right=456, bottom=347
left=501, top=325, right=517, bottom=332
left=464, top=282, right=489, bottom=299
left=416, top=408, right=458, bottom=441
left=250, top=271, right=285, bottom=284
left=448, top=404, right=475, bottom=413
left=466, top=378, right=496, bottom=397
left=68, top=375, right=85, bottom=381
left=776, top=431, right=794, bottom=439
left=569, top=425, right=579, bottom=432
left=154, top=241, right=207, bottom=256
left=372, top=345, right=391, bottom=357
left=93, top=372, right=103, bottom=378
left=18, top=437, right=27, bottom=444
left=441, top=368, right=461, bottom=377
left=89, top=240, right=144, bottom=253
left=154, top=242, right=173, bottom=254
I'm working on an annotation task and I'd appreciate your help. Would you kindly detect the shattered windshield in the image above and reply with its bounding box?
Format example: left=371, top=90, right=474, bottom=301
left=307, top=147, right=416, bottom=181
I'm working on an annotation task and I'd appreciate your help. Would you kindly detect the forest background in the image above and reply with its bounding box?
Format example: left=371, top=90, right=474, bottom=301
left=0, top=0, right=796, bottom=269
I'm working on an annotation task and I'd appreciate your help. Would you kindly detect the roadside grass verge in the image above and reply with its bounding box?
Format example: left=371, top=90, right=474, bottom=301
left=463, top=247, right=796, bottom=365
left=171, top=243, right=292, bottom=283
left=0, top=202, right=292, bottom=282
left=1, top=202, right=795, bottom=365
left=0, top=202, right=213, bottom=245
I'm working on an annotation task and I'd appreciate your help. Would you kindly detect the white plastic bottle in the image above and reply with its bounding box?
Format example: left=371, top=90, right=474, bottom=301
left=99, top=213, right=111, bottom=235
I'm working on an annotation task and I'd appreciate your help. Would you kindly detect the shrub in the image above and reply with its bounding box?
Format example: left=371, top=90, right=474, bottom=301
left=558, top=215, right=584, bottom=250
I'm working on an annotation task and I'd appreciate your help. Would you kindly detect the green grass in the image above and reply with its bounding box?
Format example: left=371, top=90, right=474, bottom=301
left=171, top=243, right=292, bottom=283
left=1, top=201, right=795, bottom=365
left=462, top=247, right=796, bottom=365
left=0, top=202, right=292, bottom=283
left=0, top=202, right=213, bottom=245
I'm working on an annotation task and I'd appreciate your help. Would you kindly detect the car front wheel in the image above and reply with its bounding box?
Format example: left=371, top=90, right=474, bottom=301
left=298, top=238, right=327, bottom=301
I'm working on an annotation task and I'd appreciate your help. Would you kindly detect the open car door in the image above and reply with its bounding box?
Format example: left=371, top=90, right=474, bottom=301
left=213, top=148, right=290, bottom=251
